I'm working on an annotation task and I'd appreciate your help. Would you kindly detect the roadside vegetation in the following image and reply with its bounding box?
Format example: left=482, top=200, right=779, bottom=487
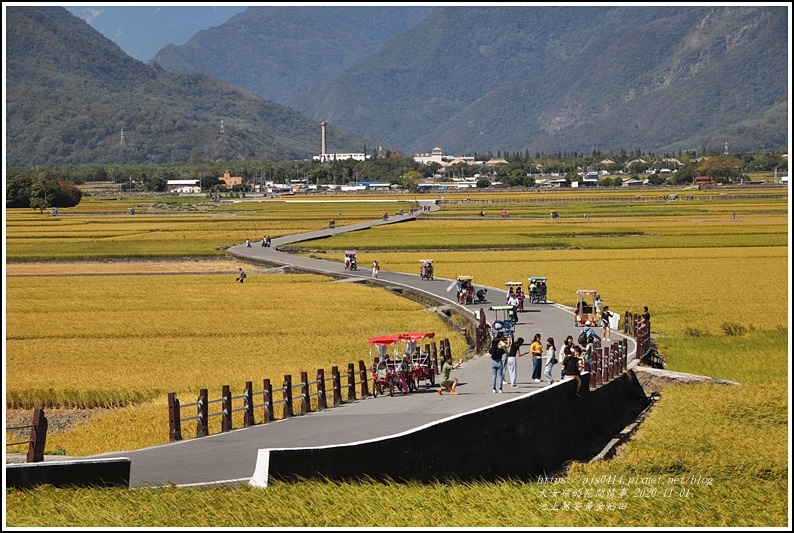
left=4, top=188, right=789, bottom=527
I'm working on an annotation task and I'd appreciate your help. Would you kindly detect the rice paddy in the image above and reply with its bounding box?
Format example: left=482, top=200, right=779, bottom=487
left=3, top=188, right=790, bottom=527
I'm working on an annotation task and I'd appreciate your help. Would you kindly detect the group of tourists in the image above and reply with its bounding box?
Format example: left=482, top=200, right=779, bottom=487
left=485, top=327, right=604, bottom=397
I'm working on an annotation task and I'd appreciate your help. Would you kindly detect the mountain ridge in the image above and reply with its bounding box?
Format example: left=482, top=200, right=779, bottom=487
left=153, top=5, right=787, bottom=155
left=5, top=6, right=377, bottom=167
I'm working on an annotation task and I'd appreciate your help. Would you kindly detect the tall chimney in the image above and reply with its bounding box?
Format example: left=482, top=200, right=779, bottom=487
left=321, top=121, right=327, bottom=157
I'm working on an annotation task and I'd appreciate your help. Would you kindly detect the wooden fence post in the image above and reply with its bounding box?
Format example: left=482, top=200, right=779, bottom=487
left=317, top=368, right=328, bottom=409
left=358, top=360, right=370, bottom=397
left=593, top=349, right=602, bottom=388
left=168, top=392, right=182, bottom=442
left=347, top=363, right=357, bottom=401
left=431, top=341, right=439, bottom=374
left=197, top=388, right=208, bottom=437
left=300, top=371, right=310, bottom=414
left=332, top=366, right=342, bottom=406
left=27, top=408, right=47, bottom=463
left=601, top=348, right=608, bottom=386
left=221, top=385, right=232, bottom=433
left=244, top=381, right=254, bottom=427
left=262, top=379, right=273, bottom=423
left=283, top=375, right=293, bottom=419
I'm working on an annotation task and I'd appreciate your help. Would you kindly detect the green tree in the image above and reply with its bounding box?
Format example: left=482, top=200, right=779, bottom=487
left=5, top=176, right=33, bottom=208
left=29, top=197, right=50, bottom=214
left=696, top=155, right=744, bottom=183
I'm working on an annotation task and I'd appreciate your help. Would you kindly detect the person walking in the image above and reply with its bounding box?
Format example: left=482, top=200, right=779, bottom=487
left=507, top=291, right=520, bottom=324
left=489, top=332, right=508, bottom=393
left=601, top=305, right=613, bottom=342
left=505, top=337, right=525, bottom=387
left=529, top=333, right=544, bottom=382
left=372, top=260, right=380, bottom=278
left=236, top=267, right=246, bottom=283
left=245, top=239, right=251, bottom=248
left=562, top=345, right=582, bottom=397
left=543, top=337, right=557, bottom=385
left=437, top=353, right=462, bottom=395
left=562, top=335, right=574, bottom=381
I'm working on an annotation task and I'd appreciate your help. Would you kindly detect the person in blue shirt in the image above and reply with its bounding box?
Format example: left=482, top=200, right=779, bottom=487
left=581, top=321, right=600, bottom=343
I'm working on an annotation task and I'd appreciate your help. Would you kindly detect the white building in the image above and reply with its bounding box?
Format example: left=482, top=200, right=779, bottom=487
left=313, top=153, right=370, bottom=162
left=413, top=147, right=444, bottom=165
left=166, top=180, right=200, bottom=193
left=312, top=121, right=369, bottom=162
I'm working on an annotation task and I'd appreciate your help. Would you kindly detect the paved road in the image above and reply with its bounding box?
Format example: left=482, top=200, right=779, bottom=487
left=90, top=200, right=636, bottom=488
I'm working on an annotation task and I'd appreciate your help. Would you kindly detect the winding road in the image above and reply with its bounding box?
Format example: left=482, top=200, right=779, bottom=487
left=90, top=199, right=637, bottom=488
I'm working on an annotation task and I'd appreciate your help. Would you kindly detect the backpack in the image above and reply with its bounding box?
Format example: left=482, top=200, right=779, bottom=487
left=578, top=330, right=587, bottom=346
left=489, top=341, right=505, bottom=361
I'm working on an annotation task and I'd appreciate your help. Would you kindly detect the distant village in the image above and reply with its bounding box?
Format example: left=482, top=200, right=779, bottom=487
left=164, top=123, right=787, bottom=194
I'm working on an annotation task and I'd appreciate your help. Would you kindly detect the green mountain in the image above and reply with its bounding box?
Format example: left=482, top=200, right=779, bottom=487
left=289, top=5, right=788, bottom=155
left=152, top=6, right=433, bottom=106
left=149, top=5, right=789, bottom=155
left=5, top=6, right=377, bottom=167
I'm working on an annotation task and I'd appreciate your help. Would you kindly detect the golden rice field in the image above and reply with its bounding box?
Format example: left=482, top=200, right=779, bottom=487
left=329, top=246, right=788, bottom=337
left=4, top=188, right=790, bottom=527
left=4, top=196, right=419, bottom=260
left=5, top=272, right=469, bottom=453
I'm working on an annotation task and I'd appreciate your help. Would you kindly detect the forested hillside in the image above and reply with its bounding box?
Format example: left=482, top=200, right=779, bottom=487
left=289, top=6, right=788, bottom=155
left=150, top=5, right=789, bottom=155
left=5, top=6, right=376, bottom=167
left=152, top=6, right=433, bottom=105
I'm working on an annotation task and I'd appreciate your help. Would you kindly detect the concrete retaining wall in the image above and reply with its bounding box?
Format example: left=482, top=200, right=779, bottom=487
left=250, top=370, right=650, bottom=487
left=5, top=457, right=131, bottom=489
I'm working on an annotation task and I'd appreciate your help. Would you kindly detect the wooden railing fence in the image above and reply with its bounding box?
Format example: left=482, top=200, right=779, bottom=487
left=5, top=408, right=48, bottom=462
left=584, top=339, right=629, bottom=390
left=168, top=339, right=449, bottom=442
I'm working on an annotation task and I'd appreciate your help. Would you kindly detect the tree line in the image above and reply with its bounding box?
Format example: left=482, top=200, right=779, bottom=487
left=6, top=150, right=786, bottom=209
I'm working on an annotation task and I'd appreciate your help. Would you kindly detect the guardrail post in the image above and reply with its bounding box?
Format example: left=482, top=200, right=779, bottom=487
left=317, top=368, right=327, bottom=409
left=332, top=366, right=342, bottom=406
left=168, top=392, right=182, bottom=442
left=197, top=388, right=208, bottom=437
left=622, top=339, right=628, bottom=371
left=347, top=363, right=357, bottom=401
left=244, top=381, right=254, bottom=427
left=27, top=408, right=47, bottom=463
left=283, top=375, right=293, bottom=418
left=221, top=385, right=232, bottom=433
left=263, top=379, right=273, bottom=423
left=300, top=371, right=310, bottom=414
left=358, top=360, right=370, bottom=397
